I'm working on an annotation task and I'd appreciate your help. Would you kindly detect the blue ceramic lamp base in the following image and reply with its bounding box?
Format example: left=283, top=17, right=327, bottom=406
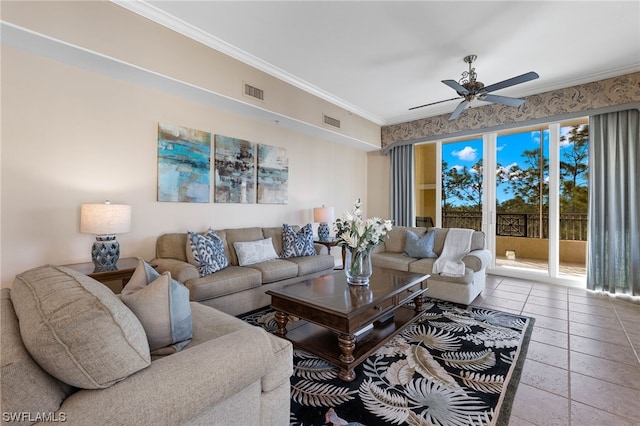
left=91, top=235, right=120, bottom=272
left=318, top=223, right=331, bottom=242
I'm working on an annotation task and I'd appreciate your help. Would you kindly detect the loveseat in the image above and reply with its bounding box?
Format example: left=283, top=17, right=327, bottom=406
left=372, top=226, right=492, bottom=305
left=152, top=226, right=336, bottom=316
left=1, top=264, right=293, bottom=425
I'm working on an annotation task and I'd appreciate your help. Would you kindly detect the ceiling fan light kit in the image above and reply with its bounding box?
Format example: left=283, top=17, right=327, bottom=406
left=410, top=54, right=539, bottom=121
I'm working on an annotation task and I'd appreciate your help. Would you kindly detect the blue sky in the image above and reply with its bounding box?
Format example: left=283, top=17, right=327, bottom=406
left=442, top=126, right=587, bottom=205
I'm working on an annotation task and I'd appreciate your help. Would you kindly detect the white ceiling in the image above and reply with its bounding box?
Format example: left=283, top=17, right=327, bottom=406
left=119, top=1, right=640, bottom=126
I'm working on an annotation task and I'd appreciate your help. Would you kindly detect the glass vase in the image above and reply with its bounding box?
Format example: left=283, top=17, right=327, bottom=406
left=344, top=247, right=373, bottom=285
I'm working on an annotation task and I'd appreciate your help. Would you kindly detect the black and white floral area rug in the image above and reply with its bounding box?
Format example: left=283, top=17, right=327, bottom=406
left=240, top=299, right=534, bottom=426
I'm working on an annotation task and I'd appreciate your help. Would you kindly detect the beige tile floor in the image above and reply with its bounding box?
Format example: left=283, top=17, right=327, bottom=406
left=471, top=275, right=640, bottom=426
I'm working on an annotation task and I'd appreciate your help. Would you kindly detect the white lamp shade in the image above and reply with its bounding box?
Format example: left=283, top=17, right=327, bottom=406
left=313, top=206, right=335, bottom=223
left=80, top=203, right=131, bottom=235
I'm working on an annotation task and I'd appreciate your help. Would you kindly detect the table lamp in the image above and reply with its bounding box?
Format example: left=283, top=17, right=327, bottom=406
left=313, top=206, right=334, bottom=242
left=80, top=201, right=131, bottom=272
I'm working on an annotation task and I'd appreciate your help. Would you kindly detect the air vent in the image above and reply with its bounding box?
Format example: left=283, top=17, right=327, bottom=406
left=323, top=114, right=341, bottom=129
left=244, top=83, right=264, bottom=101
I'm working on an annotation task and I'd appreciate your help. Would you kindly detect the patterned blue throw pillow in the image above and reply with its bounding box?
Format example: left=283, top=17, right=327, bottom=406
left=281, top=223, right=316, bottom=258
left=187, top=229, right=229, bottom=276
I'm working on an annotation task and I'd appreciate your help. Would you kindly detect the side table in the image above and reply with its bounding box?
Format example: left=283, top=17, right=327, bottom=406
left=314, top=239, right=345, bottom=269
left=61, top=257, right=151, bottom=288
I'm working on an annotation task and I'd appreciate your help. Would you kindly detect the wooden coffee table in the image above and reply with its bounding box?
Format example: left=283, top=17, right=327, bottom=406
left=266, top=267, right=429, bottom=381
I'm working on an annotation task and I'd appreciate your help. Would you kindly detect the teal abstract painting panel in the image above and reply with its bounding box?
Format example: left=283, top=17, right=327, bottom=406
left=214, top=135, right=256, bottom=203
left=257, top=144, right=288, bottom=204
left=158, top=123, right=211, bottom=203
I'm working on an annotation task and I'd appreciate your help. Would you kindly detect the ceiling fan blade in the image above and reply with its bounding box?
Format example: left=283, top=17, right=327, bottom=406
left=442, top=79, right=469, bottom=95
left=482, top=71, right=539, bottom=93
left=449, top=100, right=469, bottom=120
left=409, top=96, right=461, bottom=110
left=480, top=94, right=525, bottom=107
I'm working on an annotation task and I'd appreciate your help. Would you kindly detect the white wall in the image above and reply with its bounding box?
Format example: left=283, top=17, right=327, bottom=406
left=0, top=47, right=373, bottom=286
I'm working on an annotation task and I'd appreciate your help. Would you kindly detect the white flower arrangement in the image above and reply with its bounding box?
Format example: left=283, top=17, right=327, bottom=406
left=334, top=199, right=393, bottom=254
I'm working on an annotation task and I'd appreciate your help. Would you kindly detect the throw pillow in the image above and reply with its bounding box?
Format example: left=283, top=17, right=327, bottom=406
left=281, top=223, right=316, bottom=258
left=121, top=258, right=192, bottom=355
left=233, top=238, right=279, bottom=266
left=405, top=229, right=437, bottom=258
left=10, top=265, right=150, bottom=389
left=1, top=288, right=74, bottom=416
left=186, top=229, right=229, bottom=276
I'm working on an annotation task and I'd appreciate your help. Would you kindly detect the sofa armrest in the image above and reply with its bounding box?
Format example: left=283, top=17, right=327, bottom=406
left=57, top=326, right=277, bottom=425
left=313, top=243, right=329, bottom=255
left=151, top=258, right=199, bottom=283
left=372, top=244, right=386, bottom=254
left=462, top=249, right=492, bottom=272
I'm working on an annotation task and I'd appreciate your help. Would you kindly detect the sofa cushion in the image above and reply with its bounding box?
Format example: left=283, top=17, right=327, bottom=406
left=286, top=254, right=336, bottom=276
left=281, top=223, right=315, bottom=258
left=187, top=301, right=261, bottom=348
left=11, top=265, right=150, bottom=389
left=371, top=252, right=415, bottom=271
left=262, top=226, right=286, bottom=255
left=234, top=238, right=279, bottom=266
left=404, top=229, right=437, bottom=258
left=187, top=229, right=229, bottom=276
left=384, top=226, right=428, bottom=253
left=185, top=266, right=262, bottom=301
left=1, top=288, right=75, bottom=420
left=432, top=228, right=485, bottom=256
left=121, top=259, right=193, bottom=355
left=245, top=259, right=298, bottom=283
left=224, top=227, right=265, bottom=265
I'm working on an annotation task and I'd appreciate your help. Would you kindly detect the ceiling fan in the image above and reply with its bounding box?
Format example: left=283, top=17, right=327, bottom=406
left=410, top=54, right=539, bottom=120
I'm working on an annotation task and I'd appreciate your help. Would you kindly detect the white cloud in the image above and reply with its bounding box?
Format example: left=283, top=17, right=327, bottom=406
left=451, top=165, right=464, bottom=171
left=560, top=139, right=573, bottom=148
left=500, top=162, right=518, bottom=173
left=497, top=162, right=519, bottom=182
left=497, top=144, right=507, bottom=152
left=531, top=132, right=541, bottom=144
left=451, top=146, right=477, bottom=162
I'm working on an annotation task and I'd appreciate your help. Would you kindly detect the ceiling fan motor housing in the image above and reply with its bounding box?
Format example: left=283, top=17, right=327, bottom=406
left=460, top=81, right=485, bottom=98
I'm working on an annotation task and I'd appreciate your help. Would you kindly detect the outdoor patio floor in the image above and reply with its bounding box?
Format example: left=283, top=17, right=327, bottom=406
left=496, top=256, right=587, bottom=278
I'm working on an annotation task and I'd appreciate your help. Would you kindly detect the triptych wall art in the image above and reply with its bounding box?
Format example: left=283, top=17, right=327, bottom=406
left=157, top=123, right=288, bottom=204
left=157, top=123, right=211, bottom=203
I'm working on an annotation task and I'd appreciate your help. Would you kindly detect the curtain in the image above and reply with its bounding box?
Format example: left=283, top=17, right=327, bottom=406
left=390, top=144, right=414, bottom=227
left=587, top=109, right=640, bottom=296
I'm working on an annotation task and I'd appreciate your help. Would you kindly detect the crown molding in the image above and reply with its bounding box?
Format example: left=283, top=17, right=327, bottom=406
left=1, top=21, right=380, bottom=152
left=111, top=0, right=386, bottom=126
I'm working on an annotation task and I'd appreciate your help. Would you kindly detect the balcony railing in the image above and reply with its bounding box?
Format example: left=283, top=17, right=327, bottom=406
left=424, top=212, right=588, bottom=241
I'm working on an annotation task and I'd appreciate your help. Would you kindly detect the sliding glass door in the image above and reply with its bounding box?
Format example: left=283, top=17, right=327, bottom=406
left=495, top=128, right=550, bottom=274
left=441, top=137, right=484, bottom=231
left=414, top=118, right=588, bottom=285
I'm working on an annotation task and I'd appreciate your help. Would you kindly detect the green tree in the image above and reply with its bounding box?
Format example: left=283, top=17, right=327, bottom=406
left=502, top=147, right=548, bottom=212
left=442, top=160, right=483, bottom=212
left=560, top=124, right=589, bottom=213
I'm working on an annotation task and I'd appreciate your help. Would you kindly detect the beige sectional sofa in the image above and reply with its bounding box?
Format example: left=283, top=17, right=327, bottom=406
left=152, top=226, right=336, bottom=316
left=1, top=265, right=293, bottom=425
left=372, top=226, right=492, bottom=305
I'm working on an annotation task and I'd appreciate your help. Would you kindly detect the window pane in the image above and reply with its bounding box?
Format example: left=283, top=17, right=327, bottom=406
left=441, top=138, right=483, bottom=231
left=559, top=122, right=589, bottom=276
left=496, top=129, right=549, bottom=272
